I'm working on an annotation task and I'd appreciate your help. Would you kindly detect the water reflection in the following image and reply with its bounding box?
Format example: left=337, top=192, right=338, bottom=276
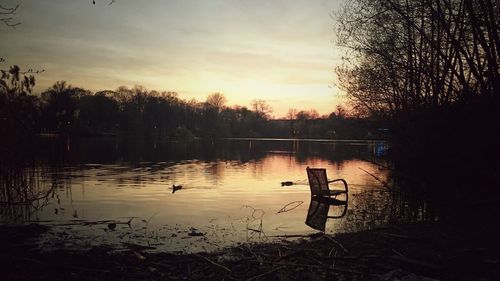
left=0, top=164, right=61, bottom=223
left=305, top=196, right=348, bottom=231
left=1, top=137, right=395, bottom=252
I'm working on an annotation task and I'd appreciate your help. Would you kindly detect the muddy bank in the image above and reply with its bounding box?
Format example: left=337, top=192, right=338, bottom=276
left=0, top=222, right=499, bottom=281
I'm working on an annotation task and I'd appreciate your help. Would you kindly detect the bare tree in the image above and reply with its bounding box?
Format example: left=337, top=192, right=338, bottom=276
left=296, top=110, right=311, bottom=120
left=286, top=108, right=298, bottom=120
left=336, top=0, right=500, bottom=118
left=308, top=108, right=320, bottom=119
left=335, top=105, right=347, bottom=119
left=251, top=99, right=273, bottom=119
left=0, top=65, right=36, bottom=95
left=205, top=92, right=227, bottom=110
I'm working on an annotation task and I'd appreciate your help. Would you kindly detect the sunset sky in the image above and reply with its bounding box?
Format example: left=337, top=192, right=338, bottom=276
left=1, top=0, right=345, bottom=118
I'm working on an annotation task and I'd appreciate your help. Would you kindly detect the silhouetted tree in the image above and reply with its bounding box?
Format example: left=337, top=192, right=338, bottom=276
left=202, top=93, right=227, bottom=137
left=286, top=108, right=298, bottom=137
left=0, top=65, right=38, bottom=140
left=308, top=109, right=320, bottom=119
left=78, top=92, right=119, bottom=135
left=40, top=81, right=88, bottom=134
left=1, top=70, right=373, bottom=140
left=335, top=105, right=347, bottom=119
left=251, top=99, right=273, bottom=119
left=205, top=92, right=227, bottom=111
left=336, top=0, right=500, bottom=117
left=336, top=0, right=500, bottom=206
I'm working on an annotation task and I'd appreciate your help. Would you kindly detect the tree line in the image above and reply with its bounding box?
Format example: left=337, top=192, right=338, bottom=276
left=0, top=65, right=378, bottom=142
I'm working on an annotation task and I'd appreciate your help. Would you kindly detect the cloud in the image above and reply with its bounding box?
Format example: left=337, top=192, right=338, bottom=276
left=1, top=0, right=345, bottom=116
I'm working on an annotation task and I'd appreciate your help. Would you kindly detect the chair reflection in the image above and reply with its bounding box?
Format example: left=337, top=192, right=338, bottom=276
left=305, top=167, right=348, bottom=231
left=305, top=196, right=348, bottom=231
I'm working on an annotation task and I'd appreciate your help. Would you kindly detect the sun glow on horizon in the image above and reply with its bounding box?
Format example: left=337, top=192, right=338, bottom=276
left=1, top=0, right=346, bottom=117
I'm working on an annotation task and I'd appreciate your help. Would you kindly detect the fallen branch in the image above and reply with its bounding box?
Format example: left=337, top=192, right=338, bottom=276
left=249, top=260, right=367, bottom=275
left=274, top=250, right=304, bottom=262
left=268, top=234, right=315, bottom=238
left=324, top=235, right=348, bottom=253
left=390, top=255, right=441, bottom=270
left=378, top=232, right=420, bottom=240
left=247, top=266, right=284, bottom=281
left=42, top=217, right=134, bottom=227
left=358, top=167, right=389, bottom=188
left=195, top=254, right=232, bottom=273
left=363, top=158, right=391, bottom=169
left=392, top=249, right=405, bottom=257
left=247, top=227, right=262, bottom=233
left=18, top=257, right=110, bottom=273
left=277, top=201, right=303, bottom=213
left=326, top=254, right=441, bottom=270
left=122, top=242, right=156, bottom=251
left=328, top=246, right=337, bottom=258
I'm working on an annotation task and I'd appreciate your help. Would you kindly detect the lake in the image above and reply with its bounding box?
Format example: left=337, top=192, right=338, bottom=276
left=0, top=137, right=392, bottom=253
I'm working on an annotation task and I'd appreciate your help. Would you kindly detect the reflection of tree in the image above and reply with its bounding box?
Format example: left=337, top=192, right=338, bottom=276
left=341, top=189, right=395, bottom=232
left=204, top=162, right=224, bottom=186
left=0, top=164, right=57, bottom=222
left=341, top=184, right=441, bottom=233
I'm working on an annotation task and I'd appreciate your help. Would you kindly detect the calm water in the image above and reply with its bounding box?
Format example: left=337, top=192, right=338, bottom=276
left=1, top=138, right=392, bottom=252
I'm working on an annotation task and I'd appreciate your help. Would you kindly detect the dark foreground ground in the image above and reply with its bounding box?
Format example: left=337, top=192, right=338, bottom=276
left=1, top=222, right=499, bottom=281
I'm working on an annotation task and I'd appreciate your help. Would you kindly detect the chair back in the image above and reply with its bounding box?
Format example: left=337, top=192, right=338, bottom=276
left=306, top=167, right=330, bottom=196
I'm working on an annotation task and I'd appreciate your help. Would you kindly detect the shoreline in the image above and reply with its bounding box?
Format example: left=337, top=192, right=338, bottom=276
left=1, top=221, right=498, bottom=281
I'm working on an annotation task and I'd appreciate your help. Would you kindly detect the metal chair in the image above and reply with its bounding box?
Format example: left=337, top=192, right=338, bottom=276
left=306, top=167, right=348, bottom=198
left=305, top=167, right=348, bottom=231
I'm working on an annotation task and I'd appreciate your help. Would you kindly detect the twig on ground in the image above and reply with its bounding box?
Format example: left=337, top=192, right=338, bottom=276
left=324, top=235, right=348, bottom=253
left=274, top=250, right=304, bottom=262
left=42, top=218, right=134, bottom=227
left=390, top=255, right=441, bottom=270
left=195, top=254, right=232, bottom=273
left=122, top=242, right=156, bottom=251
left=392, top=249, right=405, bottom=257
left=19, top=257, right=110, bottom=273
left=378, top=232, right=420, bottom=240
left=247, top=266, right=285, bottom=281
left=249, top=260, right=368, bottom=276
left=328, top=246, right=337, bottom=258
left=331, top=249, right=337, bottom=270
left=268, top=234, right=315, bottom=238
